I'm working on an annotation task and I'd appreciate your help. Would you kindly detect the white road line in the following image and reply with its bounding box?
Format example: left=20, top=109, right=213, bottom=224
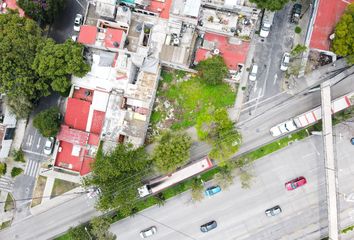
left=24, top=160, right=33, bottom=175
left=253, top=81, right=258, bottom=93
left=27, top=135, right=33, bottom=146
left=273, top=74, right=278, bottom=85
left=74, top=0, right=84, bottom=9
left=241, top=91, right=287, bottom=112
left=22, top=149, right=45, bottom=157
left=36, top=138, right=41, bottom=149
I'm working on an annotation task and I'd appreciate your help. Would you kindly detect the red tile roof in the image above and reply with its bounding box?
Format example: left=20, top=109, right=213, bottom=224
left=147, top=0, right=172, bottom=19
left=57, top=125, right=89, bottom=146
left=195, top=32, right=250, bottom=70
left=64, top=98, right=91, bottom=131
left=104, top=28, right=124, bottom=48
left=310, top=0, right=354, bottom=51
left=90, top=110, right=105, bottom=134
left=80, top=156, right=95, bottom=175
left=72, top=88, right=94, bottom=103
left=54, top=141, right=83, bottom=172
left=195, top=48, right=210, bottom=64
left=88, top=133, right=100, bottom=146
left=2, top=0, right=25, bottom=16
left=78, top=25, right=97, bottom=45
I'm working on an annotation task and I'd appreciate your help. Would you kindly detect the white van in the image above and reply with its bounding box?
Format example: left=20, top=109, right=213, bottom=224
left=260, top=10, right=275, bottom=38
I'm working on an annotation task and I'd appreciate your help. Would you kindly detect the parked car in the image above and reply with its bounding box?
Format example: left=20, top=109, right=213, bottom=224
left=140, top=226, right=157, bottom=238
left=71, top=35, right=78, bottom=42
left=87, top=188, right=101, bottom=199
left=205, top=185, right=221, bottom=197
left=351, top=138, right=354, bottom=145
left=73, top=14, right=83, bottom=31
left=200, top=220, right=217, bottom=233
left=290, top=4, right=302, bottom=24
left=249, top=64, right=258, bottom=81
left=260, top=10, right=275, bottom=38
left=265, top=205, right=282, bottom=217
left=43, top=137, right=55, bottom=155
left=285, top=176, right=307, bottom=191
left=280, top=52, right=290, bottom=71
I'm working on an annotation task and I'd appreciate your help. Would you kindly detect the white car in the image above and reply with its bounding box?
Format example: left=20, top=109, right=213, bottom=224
left=260, top=22, right=271, bottom=38
left=280, top=52, right=291, bottom=71
left=249, top=64, right=258, bottom=81
left=71, top=35, right=78, bottom=42
left=73, top=14, right=83, bottom=32
left=87, top=188, right=101, bottom=199
left=270, top=120, right=297, bottom=137
left=43, top=137, right=55, bottom=155
left=140, top=226, right=157, bottom=238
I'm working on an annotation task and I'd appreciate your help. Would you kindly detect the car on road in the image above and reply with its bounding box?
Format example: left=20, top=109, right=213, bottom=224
left=265, top=205, right=282, bottom=217
left=140, top=226, right=157, bottom=238
left=73, top=14, right=83, bottom=31
left=43, top=137, right=55, bottom=155
left=249, top=64, right=258, bottom=81
left=290, top=4, right=302, bottom=24
left=351, top=138, right=354, bottom=145
left=200, top=220, right=217, bottom=233
left=280, top=52, right=290, bottom=71
left=285, top=176, right=307, bottom=191
left=87, top=188, right=101, bottom=199
left=270, top=120, right=297, bottom=137
left=205, top=185, right=221, bottom=197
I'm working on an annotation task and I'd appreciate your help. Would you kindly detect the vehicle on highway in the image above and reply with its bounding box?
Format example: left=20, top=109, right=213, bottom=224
left=200, top=220, right=217, bottom=233
left=270, top=93, right=353, bottom=137
left=351, top=138, right=354, bottom=145
left=74, top=14, right=83, bottom=31
left=280, top=52, right=290, bottom=71
left=140, top=226, right=157, bottom=238
left=249, top=64, right=258, bottom=81
left=260, top=10, right=275, bottom=38
left=285, top=176, right=307, bottom=190
left=138, top=157, right=213, bottom=197
left=265, top=205, right=282, bottom=217
left=43, top=137, right=55, bottom=155
left=290, top=4, right=302, bottom=24
left=205, top=185, right=221, bottom=197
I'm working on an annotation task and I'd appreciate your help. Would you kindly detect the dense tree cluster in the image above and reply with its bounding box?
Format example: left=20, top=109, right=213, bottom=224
left=18, top=0, right=65, bottom=23
left=196, top=56, right=228, bottom=85
left=250, top=0, right=290, bottom=11
left=0, top=13, right=89, bottom=118
left=33, top=107, right=61, bottom=137
left=152, top=131, right=192, bottom=173
left=332, top=3, right=354, bottom=64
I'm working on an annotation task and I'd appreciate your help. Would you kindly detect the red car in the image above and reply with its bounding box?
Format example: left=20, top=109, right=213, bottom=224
left=285, top=176, right=307, bottom=190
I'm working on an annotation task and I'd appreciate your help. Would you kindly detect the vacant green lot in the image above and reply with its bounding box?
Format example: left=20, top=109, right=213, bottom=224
left=153, top=70, right=236, bottom=131
left=51, top=179, right=80, bottom=198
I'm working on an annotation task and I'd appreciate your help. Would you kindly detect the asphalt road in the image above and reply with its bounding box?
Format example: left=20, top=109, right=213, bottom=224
left=2, top=122, right=354, bottom=240
left=108, top=123, right=354, bottom=240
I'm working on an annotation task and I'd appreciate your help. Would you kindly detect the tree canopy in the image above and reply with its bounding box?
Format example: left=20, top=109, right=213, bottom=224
left=90, top=216, right=117, bottom=240
left=0, top=13, right=89, bottom=118
left=152, top=131, right=192, bottom=173
left=196, top=56, right=228, bottom=85
left=84, top=144, right=150, bottom=216
left=196, top=107, right=242, bottom=162
left=332, top=3, right=354, bottom=64
left=250, top=0, right=290, bottom=11
left=33, top=39, right=90, bottom=93
left=33, top=107, right=61, bottom=137
left=18, top=0, right=65, bottom=24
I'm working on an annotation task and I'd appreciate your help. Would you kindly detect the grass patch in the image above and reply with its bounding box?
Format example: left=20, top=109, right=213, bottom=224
left=160, top=70, right=173, bottom=83
left=11, top=167, right=23, bottom=178
left=0, top=162, right=6, bottom=176
left=162, top=77, right=236, bottom=130
left=150, top=111, right=163, bottom=124
left=54, top=234, right=71, bottom=240
left=341, top=225, right=354, bottom=234
left=51, top=179, right=80, bottom=198
left=31, top=176, right=47, bottom=207
left=0, top=220, right=11, bottom=230
left=4, top=193, right=14, bottom=212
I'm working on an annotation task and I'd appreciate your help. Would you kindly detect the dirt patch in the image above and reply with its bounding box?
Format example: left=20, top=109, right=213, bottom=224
left=31, top=176, right=47, bottom=207
left=51, top=179, right=80, bottom=198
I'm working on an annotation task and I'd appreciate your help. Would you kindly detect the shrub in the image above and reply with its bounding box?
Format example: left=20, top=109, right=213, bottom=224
left=13, top=149, right=25, bottom=162
left=11, top=167, right=23, bottom=178
left=0, top=162, right=7, bottom=176
left=295, top=26, right=302, bottom=34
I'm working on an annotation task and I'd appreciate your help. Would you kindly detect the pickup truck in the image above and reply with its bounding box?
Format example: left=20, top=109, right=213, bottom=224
left=290, top=4, right=302, bottom=24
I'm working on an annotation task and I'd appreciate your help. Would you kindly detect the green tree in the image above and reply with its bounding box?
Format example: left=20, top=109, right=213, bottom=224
left=84, top=144, right=150, bottom=216
left=11, top=167, right=23, bottom=178
left=33, top=39, right=90, bottom=93
left=196, top=56, right=228, bottom=85
left=18, top=0, right=65, bottom=24
left=213, top=163, right=234, bottom=190
left=0, top=13, right=50, bottom=118
left=332, top=3, right=354, bottom=64
left=67, top=225, right=91, bottom=240
left=0, top=162, right=7, bottom=176
left=33, top=107, right=61, bottom=137
left=196, top=107, right=242, bottom=162
left=152, top=131, right=192, bottom=173
left=250, top=0, right=290, bottom=11
left=90, top=216, right=117, bottom=240
left=13, top=149, right=25, bottom=163
left=190, top=178, right=204, bottom=202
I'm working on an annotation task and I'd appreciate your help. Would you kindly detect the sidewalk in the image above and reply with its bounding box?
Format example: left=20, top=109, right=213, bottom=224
left=41, top=177, right=55, bottom=204
left=0, top=191, right=13, bottom=224
left=11, top=119, right=27, bottom=151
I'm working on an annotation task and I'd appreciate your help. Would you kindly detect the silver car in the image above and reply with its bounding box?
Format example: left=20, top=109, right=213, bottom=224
left=280, top=52, right=290, bottom=71
left=73, top=14, right=83, bottom=32
left=265, top=205, right=282, bottom=216
left=43, top=137, right=55, bottom=155
left=140, top=226, right=157, bottom=238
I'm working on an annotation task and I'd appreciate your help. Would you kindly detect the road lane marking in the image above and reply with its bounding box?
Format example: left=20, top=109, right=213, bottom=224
left=273, top=73, right=278, bottom=85
left=74, top=0, right=84, bottom=9
left=37, top=138, right=41, bottom=149
left=27, top=135, right=33, bottom=146
left=22, top=149, right=46, bottom=157
left=241, top=91, right=287, bottom=112
left=253, top=81, right=257, bottom=93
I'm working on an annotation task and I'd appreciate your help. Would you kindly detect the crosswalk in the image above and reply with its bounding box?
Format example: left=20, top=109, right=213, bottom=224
left=0, top=176, right=14, bottom=192
left=24, top=159, right=40, bottom=178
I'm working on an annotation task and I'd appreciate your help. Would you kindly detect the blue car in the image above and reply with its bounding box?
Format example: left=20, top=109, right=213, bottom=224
left=351, top=138, right=354, bottom=145
left=205, top=186, right=221, bottom=197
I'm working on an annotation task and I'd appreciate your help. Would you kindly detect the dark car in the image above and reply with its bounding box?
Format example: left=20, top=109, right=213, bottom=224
left=265, top=205, right=282, bottom=217
left=351, top=138, right=354, bottom=145
left=200, top=220, right=217, bottom=233
left=291, top=4, right=302, bottom=24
